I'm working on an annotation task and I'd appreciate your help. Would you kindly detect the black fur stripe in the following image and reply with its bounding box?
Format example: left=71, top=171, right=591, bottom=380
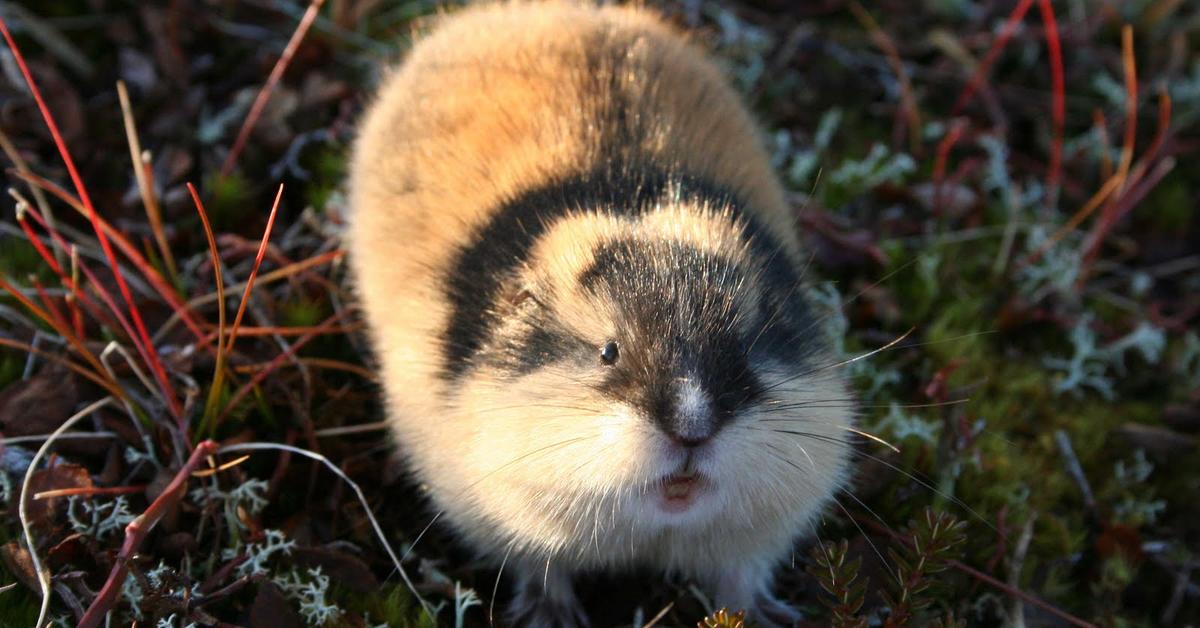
left=440, top=161, right=815, bottom=381
left=442, top=163, right=752, bottom=379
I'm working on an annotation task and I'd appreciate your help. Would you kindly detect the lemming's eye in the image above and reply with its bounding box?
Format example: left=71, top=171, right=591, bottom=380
left=600, top=341, right=620, bottom=365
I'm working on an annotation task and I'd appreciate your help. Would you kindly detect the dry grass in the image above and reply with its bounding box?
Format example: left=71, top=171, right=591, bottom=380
left=0, top=1, right=1196, bottom=626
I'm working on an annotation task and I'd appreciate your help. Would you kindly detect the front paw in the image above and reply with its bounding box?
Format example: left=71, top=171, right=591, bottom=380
left=712, top=568, right=801, bottom=627
left=508, top=564, right=590, bottom=628
left=508, top=598, right=590, bottom=628
left=750, top=593, right=802, bottom=627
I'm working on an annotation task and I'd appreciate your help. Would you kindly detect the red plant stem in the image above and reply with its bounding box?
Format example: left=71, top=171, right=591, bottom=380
left=34, top=485, right=147, bottom=500
left=19, top=210, right=114, bottom=335
left=220, top=0, right=327, bottom=176
left=1093, top=108, right=1113, bottom=179
left=202, top=323, right=362, bottom=343
left=848, top=1, right=922, bottom=156
left=0, top=276, right=108, bottom=380
left=1037, top=0, right=1065, bottom=202
left=21, top=207, right=139, bottom=343
left=30, top=277, right=70, bottom=334
left=12, top=169, right=207, bottom=343
left=931, top=120, right=967, bottom=215
left=19, top=214, right=72, bottom=333
left=77, top=440, right=219, bottom=628
left=0, top=17, right=182, bottom=421
left=1136, top=89, right=1173, bottom=179
left=226, top=184, right=283, bottom=355
left=24, top=207, right=159, bottom=380
left=15, top=212, right=63, bottom=276
left=1080, top=91, right=1171, bottom=273
left=1080, top=157, right=1174, bottom=279
left=188, top=183, right=231, bottom=439
left=1113, top=25, right=1138, bottom=193
left=855, top=514, right=1097, bottom=628
left=0, top=337, right=128, bottom=400
left=215, top=309, right=351, bottom=426
left=953, top=0, right=1036, bottom=115
left=216, top=234, right=295, bottom=268
left=1020, top=25, right=1139, bottom=271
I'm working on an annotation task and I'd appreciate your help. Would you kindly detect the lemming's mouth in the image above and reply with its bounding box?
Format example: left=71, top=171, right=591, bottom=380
left=656, top=469, right=708, bottom=513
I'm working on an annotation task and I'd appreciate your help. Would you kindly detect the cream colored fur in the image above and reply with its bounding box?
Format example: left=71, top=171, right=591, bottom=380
left=348, top=2, right=852, bottom=625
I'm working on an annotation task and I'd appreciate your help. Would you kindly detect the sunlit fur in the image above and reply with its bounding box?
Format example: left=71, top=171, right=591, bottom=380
left=348, top=2, right=853, bottom=624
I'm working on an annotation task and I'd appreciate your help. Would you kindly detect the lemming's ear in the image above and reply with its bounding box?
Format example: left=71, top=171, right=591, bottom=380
left=496, top=276, right=543, bottom=313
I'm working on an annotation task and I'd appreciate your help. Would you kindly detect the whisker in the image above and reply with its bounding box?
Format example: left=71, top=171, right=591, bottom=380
left=745, top=426, right=998, bottom=533
left=759, top=398, right=970, bottom=413
left=490, top=539, right=517, bottom=626
left=759, top=328, right=915, bottom=394
left=760, top=441, right=893, bottom=578
left=830, top=495, right=895, bottom=585
left=840, top=426, right=901, bottom=454
left=472, top=403, right=604, bottom=416
left=402, top=434, right=602, bottom=561
left=794, top=258, right=920, bottom=342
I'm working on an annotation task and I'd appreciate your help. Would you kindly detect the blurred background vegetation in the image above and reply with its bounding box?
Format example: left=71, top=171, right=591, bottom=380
left=0, top=0, right=1196, bottom=625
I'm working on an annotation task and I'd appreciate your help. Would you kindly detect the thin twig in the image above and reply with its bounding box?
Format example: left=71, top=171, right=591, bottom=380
left=1, top=432, right=117, bottom=446
left=313, top=421, right=390, bottom=438
left=1037, top=0, right=1065, bottom=209
left=77, top=439, right=220, bottom=628
left=952, top=0, right=1036, bottom=115
left=217, top=441, right=434, bottom=621
left=189, top=183, right=228, bottom=437
left=220, top=0, right=328, bottom=176
left=116, top=81, right=178, bottom=282
left=855, top=514, right=1097, bottom=628
left=20, top=397, right=113, bottom=628
left=0, top=17, right=183, bottom=420
left=225, top=184, right=284, bottom=359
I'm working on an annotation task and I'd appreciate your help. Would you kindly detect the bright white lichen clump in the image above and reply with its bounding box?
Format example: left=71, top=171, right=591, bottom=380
left=223, top=528, right=295, bottom=576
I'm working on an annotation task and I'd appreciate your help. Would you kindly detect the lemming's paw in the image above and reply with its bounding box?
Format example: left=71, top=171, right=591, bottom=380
left=508, top=596, right=591, bottom=628
left=508, top=564, right=590, bottom=628
left=750, top=592, right=802, bottom=627
left=712, top=566, right=801, bottom=628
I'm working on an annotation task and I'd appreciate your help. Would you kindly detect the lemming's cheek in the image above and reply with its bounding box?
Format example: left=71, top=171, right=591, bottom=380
left=593, top=403, right=645, bottom=449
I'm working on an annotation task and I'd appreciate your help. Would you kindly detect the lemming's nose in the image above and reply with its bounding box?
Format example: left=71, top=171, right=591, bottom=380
left=666, top=378, right=717, bottom=447
left=668, top=429, right=713, bottom=448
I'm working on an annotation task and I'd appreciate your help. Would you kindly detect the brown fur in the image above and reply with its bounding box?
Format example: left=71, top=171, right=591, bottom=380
left=348, top=4, right=849, bottom=625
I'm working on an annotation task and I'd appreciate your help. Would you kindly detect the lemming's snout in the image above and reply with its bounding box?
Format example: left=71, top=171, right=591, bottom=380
left=659, top=379, right=718, bottom=447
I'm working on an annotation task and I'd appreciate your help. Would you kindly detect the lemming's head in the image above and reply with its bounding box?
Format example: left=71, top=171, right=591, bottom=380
left=448, top=197, right=853, bottom=541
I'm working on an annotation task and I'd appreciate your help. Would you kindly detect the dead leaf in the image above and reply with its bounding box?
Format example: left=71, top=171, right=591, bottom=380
left=249, top=581, right=303, bottom=628
left=0, top=369, right=79, bottom=437
left=25, top=463, right=92, bottom=525
left=1114, top=423, right=1197, bottom=460
left=46, top=533, right=87, bottom=571
left=0, top=542, right=41, bottom=593
left=1163, top=396, right=1200, bottom=434
left=292, top=546, right=379, bottom=592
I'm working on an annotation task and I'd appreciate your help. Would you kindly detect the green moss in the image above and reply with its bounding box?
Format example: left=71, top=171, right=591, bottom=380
left=204, top=172, right=255, bottom=232
left=279, top=297, right=328, bottom=329
left=0, top=350, right=22, bottom=390
left=0, top=584, right=40, bottom=627
left=1139, top=173, right=1193, bottom=233
left=303, top=146, right=348, bottom=211
left=0, top=238, right=55, bottom=283
left=335, top=583, right=438, bottom=628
